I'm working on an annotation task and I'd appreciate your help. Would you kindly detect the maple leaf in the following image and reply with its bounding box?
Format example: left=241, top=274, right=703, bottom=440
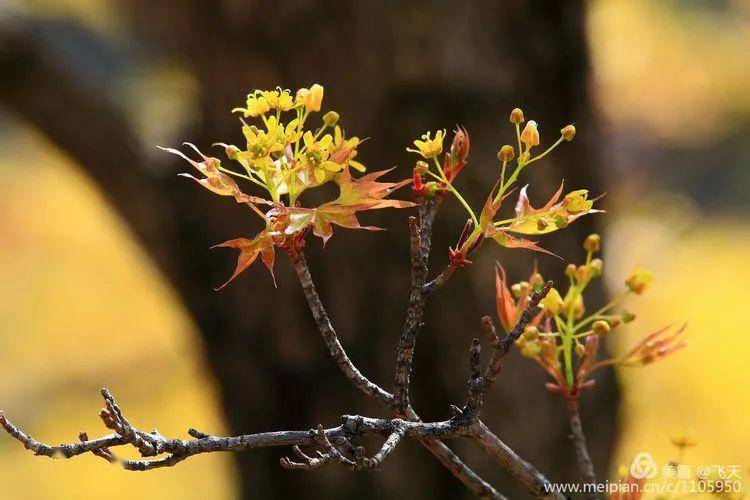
left=466, top=187, right=554, bottom=255
left=160, top=143, right=270, bottom=211
left=495, top=263, right=545, bottom=332
left=307, top=168, right=414, bottom=244
left=503, top=183, right=602, bottom=236
left=495, top=265, right=518, bottom=333
left=211, top=233, right=276, bottom=289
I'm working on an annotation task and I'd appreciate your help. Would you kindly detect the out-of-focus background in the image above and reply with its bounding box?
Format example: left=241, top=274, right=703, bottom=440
left=0, top=1, right=748, bottom=499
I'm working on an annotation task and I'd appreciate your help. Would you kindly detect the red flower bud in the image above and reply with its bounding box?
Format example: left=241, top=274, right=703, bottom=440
left=444, top=127, right=470, bottom=182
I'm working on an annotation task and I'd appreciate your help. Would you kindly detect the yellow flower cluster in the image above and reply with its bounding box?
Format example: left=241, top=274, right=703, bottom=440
left=224, top=84, right=365, bottom=203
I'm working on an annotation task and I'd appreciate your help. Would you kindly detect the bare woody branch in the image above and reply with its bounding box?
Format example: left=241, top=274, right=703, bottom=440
left=482, top=281, right=553, bottom=391
left=463, top=338, right=484, bottom=420
left=393, top=216, right=429, bottom=413
left=289, top=249, right=393, bottom=406
left=566, top=398, right=599, bottom=498
left=473, top=423, right=564, bottom=500
left=0, top=390, right=476, bottom=472
left=289, top=245, right=502, bottom=499
left=286, top=199, right=566, bottom=499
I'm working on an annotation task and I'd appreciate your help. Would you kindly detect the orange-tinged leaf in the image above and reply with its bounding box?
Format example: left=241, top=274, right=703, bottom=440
left=311, top=205, right=383, bottom=246
left=487, top=227, right=558, bottom=257
left=495, top=265, right=518, bottom=332
left=504, top=184, right=601, bottom=235
left=332, top=168, right=414, bottom=209
left=211, top=234, right=275, bottom=289
left=515, top=182, right=564, bottom=217
left=304, top=168, right=413, bottom=244
left=479, top=188, right=515, bottom=232
left=160, top=144, right=270, bottom=212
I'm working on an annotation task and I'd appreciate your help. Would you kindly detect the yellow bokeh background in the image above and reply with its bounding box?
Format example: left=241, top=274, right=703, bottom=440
left=0, top=129, right=235, bottom=499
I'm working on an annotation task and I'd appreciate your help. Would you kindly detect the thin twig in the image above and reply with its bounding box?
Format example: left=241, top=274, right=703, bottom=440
left=463, top=338, right=483, bottom=420
left=289, top=250, right=392, bottom=405
left=483, top=281, right=552, bottom=391
left=566, top=398, right=599, bottom=498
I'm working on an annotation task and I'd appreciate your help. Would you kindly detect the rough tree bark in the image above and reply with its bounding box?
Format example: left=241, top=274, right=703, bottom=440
left=0, top=1, right=617, bottom=497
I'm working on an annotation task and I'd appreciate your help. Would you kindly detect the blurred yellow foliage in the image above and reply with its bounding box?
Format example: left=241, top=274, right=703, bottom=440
left=590, top=0, right=750, bottom=143
left=0, top=128, right=234, bottom=499
left=606, top=206, right=750, bottom=497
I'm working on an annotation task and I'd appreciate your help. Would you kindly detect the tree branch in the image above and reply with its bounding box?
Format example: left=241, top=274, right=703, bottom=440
left=463, top=338, right=484, bottom=420
left=289, top=245, right=503, bottom=498
left=566, top=398, right=598, bottom=497
left=473, top=422, right=564, bottom=500
left=393, top=216, right=429, bottom=412
left=289, top=249, right=393, bottom=405
left=0, top=389, right=476, bottom=472
left=482, top=281, right=552, bottom=391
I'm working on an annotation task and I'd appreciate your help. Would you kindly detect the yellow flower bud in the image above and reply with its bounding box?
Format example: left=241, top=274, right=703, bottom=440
left=529, top=272, right=544, bottom=288
left=589, top=258, right=603, bottom=277
left=511, top=281, right=528, bottom=298
left=561, top=124, right=576, bottom=141
left=497, top=144, right=515, bottom=162
left=583, top=233, right=600, bottom=253
left=509, top=107, right=525, bottom=124
left=414, top=160, right=429, bottom=175
left=621, top=311, right=636, bottom=323
left=625, top=268, right=653, bottom=295
left=592, top=320, right=610, bottom=336
left=563, top=290, right=585, bottom=319
left=523, top=325, right=539, bottom=340
left=520, top=120, right=540, bottom=147
left=553, top=215, right=569, bottom=228
left=540, top=288, right=563, bottom=315
left=296, top=83, right=324, bottom=112
left=565, top=263, right=576, bottom=277
left=323, top=111, right=339, bottom=127
left=575, top=343, right=586, bottom=356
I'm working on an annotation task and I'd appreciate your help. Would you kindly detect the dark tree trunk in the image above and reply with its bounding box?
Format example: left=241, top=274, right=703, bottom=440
left=0, top=1, right=617, bottom=497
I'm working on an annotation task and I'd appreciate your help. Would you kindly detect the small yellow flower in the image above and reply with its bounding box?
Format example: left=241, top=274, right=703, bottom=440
left=240, top=121, right=284, bottom=165
left=301, top=131, right=338, bottom=183
left=541, top=287, right=563, bottom=315
left=296, top=84, right=324, bottom=112
left=232, top=91, right=271, bottom=118
left=520, top=120, right=540, bottom=148
left=407, top=130, right=445, bottom=159
left=261, top=88, right=294, bottom=112
left=562, top=190, right=593, bottom=214
left=625, top=268, right=653, bottom=295
left=328, top=125, right=365, bottom=172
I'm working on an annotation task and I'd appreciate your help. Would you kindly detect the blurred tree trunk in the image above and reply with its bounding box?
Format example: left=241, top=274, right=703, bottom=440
left=0, top=0, right=617, bottom=497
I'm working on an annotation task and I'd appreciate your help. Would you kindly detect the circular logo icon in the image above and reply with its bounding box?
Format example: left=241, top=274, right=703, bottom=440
left=630, top=452, right=658, bottom=480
